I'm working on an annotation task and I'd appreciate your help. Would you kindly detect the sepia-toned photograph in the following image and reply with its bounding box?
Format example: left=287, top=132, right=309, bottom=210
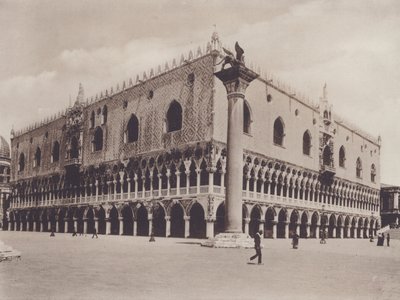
left=1, top=1, right=399, bottom=299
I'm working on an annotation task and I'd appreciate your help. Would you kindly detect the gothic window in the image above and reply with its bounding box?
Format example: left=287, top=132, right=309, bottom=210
left=101, top=105, right=108, bottom=124
left=323, top=110, right=329, bottom=119
left=126, top=114, right=139, bottom=143
left=90, top=111, right=95, bottom=128
left=323, top=146, right=332, bottom=166
left=243, top=101, right=251, bottom=134
left=52, top=141, right=60, bottom=163
left=303, top=131, right=311, bottom=156
left=93, top=127, right=103, bottom=151
left=19, top=153, right=25, bottom=171
left=34, top=147, right=41, bottom=167
left=371, top=164, right=376, bottom=183
left=166, top=100, right=182, bottom=132
left=356, top=157, right=362, bottom=178
left=70, top=136, right=79, bottom=158
left=273, top=117, right=285, bottom=146
left=339, top=146, right=346, bottom=167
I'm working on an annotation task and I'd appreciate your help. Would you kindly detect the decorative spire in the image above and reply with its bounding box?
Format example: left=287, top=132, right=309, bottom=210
left=76, top=83, right=84, bottom=104
left=211, top=24, right=221, bottom=51
left=323, top=83, right=327, bottom=99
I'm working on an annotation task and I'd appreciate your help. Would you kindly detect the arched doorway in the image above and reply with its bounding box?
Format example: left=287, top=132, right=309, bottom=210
left=300, top=212, right=308, bottom=238
left=351, top=217, right=357, bottom=238
left=67, top=208, right=75, bottom=233
left=277, top=209, right=287, bottom=238
left=249, top=207, right=261, bottom=238
left=122, top=206, right=134, bottom=235
left=41, top=210, right=48, bottom=232
left=310, top=212, right=319, bottom=238
left=58, top=209, right=66, bottom=233
left=86, top=208, right=95, bottom=234
left=289, top=210, right=299, bottom=238
left=189, top=203, right=206, bottom=238
left=153, top=205, right=166, bottom=237
left=97, top=207, right=106, bottom=234
left=137, top=205, right=149, bottom=236
left=20, top=211, right=27, bottom=231
left=357, top=218, right=363, bottom=238
left=328, top=215, right=336, bottom=238
left=344, top=216, right=350, bottom=238
left=27, top=211, right=34, bottom=232
left=215, top=203, right=225, bottom=235
left=76, top=208, right=84, bottom=234
left=170, top=204, right=184, bottom=238
left=265, top=207, right=275, bottom=238
left=109, top=206, right=119, bottom=235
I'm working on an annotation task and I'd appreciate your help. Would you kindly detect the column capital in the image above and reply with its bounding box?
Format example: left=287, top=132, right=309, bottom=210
left=184, top=216, right=190, bottom=221
left=165, top=216, right=171, bottom=221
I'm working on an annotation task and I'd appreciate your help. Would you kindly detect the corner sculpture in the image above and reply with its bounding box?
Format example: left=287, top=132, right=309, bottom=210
left=216, top=42, right=245, bottom=70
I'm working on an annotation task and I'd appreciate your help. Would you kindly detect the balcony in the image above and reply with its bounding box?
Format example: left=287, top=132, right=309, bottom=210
left=64, top=158, right=81, bottom=167
left=320, top=164, right=336, bottom=178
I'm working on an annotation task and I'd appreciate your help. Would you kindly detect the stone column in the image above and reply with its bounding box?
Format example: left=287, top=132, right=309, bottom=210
left=176, top=172, right=181, bottom=195
left=284, top=222, right=289, bottom=239
left=40, top=222, right=44, bottom=232
left=94, top=218, right=99, bottom=234
left=56, top=221, right=59, bottom=233
left=196, top=169, right=201, bottom=194
left=106, top=219, right=111, bottom=235
left=272, top=221, right=277, bottom=239
left=83, top=219, right=88, bottom=234
left=354, top=226, right=358, bottom=239
left=184, top=216, right=190, bottom=238
left=206, top=217, right=214, bottom=238
left=339, top=226, right=344, bottom=239
left=316, top=225, right=320, bottom=239
left=133, top=220, right=138, bottom=236
left=306, top=223, right=311, bottom=238
left=214, top=65, right=258, bottom=234
left=165, top=216, right=171, bottom=237
left=244, top=218, right=250, bottom=236
left=119, top=218, right=124, bottom=235
left=74, top=219, right=78, bottom=233
left=148, top=218, right=153, bottom=237
left=64, top=220, right=68, bottom=233
left=296, top=222, right=301, bottom=236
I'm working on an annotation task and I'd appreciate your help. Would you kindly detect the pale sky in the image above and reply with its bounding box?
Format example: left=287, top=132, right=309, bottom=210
left=0, top=0, right=399, bottom=184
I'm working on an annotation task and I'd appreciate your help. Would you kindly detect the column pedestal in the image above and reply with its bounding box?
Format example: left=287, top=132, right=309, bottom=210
left=206, top=218, right=214, bottom=238
left=119, top=218, right=124, bottom=235
left=184, top=217, right=190, bottom=238
left=106, top=220, right=111, bottom=235
left=64, top=221, right=68, bottom=233
left=165, top=217, right=171, bottom=237
left=133, top=220, right=138, bottom=236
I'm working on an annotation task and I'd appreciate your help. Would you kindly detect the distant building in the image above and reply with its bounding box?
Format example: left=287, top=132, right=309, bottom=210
left=0, top=135, right=11, bottom=229
left=380, top=184, right=400, bottom=227
left=6, top=33, right=380, bottom=239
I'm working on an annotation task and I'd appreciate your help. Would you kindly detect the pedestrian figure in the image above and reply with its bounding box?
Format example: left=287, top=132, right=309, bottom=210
left=92, top=227, right=98, bottom=239
left=292, top=233, right=299, bottom=249
left=72, top=227, right=77, bottom=237
left=386, top=233, right=390, bottom=247
left=369, top=234, right=374, bottom=242
left=249, top=230, right=263, bottom=265
left=50, top=230, right=55, bottom=237
left=149, top=233, right=155, bottom=242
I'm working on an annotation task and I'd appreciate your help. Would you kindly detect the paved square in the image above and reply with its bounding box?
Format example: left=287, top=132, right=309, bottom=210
left=1, top=231, right=399, bottom=300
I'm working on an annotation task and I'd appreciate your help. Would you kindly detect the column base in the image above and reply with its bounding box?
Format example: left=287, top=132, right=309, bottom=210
left=201, top=232, right=254, bottom=248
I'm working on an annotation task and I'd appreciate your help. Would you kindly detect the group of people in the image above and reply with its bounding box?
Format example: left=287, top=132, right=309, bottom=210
left=377, top=232, right=390, bottom=247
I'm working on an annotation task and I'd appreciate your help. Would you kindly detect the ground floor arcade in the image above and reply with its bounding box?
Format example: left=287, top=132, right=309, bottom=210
left=6, top=198, right=379, bottom=239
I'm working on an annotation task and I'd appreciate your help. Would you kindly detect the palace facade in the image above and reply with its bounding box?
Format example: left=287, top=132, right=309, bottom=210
left=6, top=34, right=381, bottom=239
left=0, top=135, right=11, bottom=228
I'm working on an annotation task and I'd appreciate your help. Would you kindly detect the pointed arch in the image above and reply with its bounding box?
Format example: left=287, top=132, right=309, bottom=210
left=356, top=157, right=362, bottom=178
left=126, top=114, right=139, bottom=143
left=102, top=105, right=108, bottom=124
left=52, top=141, right=60, bottom=163
left=302, top=130, right=312, bottom=155
left=93, top=127, right=103, bottom=151
left=339, top=146, right=346, bottom=167
left=273, top=117, right=285, bottom=146
left=166, top=100, right=182, bottom=132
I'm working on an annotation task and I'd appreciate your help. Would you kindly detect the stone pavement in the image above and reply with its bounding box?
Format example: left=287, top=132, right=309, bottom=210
left=0, top=231, right=399, bottom=300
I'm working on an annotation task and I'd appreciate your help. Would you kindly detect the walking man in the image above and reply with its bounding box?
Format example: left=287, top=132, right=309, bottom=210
left=387, top=233, right=390, bottom=247
left=92, top=226, right=98, bottom=239
left=249, top=230, right=263, bottom=265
